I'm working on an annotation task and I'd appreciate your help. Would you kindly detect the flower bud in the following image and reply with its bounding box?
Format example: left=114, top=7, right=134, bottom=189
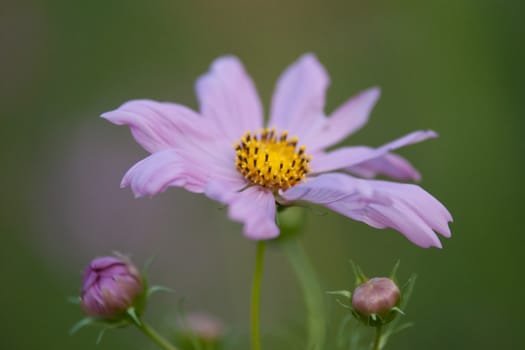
left=173, top=312, right=226, bottom=349
left=351, top=277, right=400, bottom=325
left=80, top=256, right=143, bottom=319
left=184, top=312, right=225, bottom=342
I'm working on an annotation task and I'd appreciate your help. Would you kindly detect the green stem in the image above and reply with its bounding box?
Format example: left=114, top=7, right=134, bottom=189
left=136, top=321, right=179, bottom=350
left=251, top=241, right=266, bottom=350
left=373, top=325, right=383, bottom=350
left=281, top=238, right=326, bottom=350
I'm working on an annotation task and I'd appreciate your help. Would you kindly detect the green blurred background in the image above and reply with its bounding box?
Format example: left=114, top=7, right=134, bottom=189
left=1, top=0, right=523, bottom=349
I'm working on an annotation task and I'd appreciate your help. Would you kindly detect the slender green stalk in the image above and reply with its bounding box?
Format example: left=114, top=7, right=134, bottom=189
left=136, top=321, right=179, bottom=350
left=251, top=241, right=266, bottom=350
left=281, top=238, right=326, bottom=350
left=373, top=325, right=383, bottom=350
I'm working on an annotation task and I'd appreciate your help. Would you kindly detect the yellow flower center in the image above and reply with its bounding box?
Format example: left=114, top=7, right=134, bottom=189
left=234, top=128, right=312, bottom=191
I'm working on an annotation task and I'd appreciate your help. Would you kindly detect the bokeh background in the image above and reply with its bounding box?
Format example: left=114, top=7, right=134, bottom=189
left=2, top=0, right=524, bottom=349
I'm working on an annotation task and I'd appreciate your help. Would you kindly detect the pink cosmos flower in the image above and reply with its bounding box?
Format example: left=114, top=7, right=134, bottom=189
left=102, top=54, right=452, bottom=248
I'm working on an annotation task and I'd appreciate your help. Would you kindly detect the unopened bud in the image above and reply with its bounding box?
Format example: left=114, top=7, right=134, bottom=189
left=80, top=256, right=143, bottom=319
left=351, top=277, right=400, bottom=325
left=184, top=312, right=225, bottom=342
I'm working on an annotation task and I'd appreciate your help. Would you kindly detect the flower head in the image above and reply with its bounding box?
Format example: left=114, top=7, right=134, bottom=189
left=102, top=54, right=452, bottom=248
left=80, top=256, right=143, bottom=319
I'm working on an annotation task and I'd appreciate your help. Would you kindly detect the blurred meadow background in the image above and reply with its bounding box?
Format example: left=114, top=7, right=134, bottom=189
left=1, top=0, right=524, bottom=349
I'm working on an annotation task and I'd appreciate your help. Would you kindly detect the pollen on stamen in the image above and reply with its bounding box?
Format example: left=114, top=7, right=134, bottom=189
left=233, top=129, right=311, bottom=191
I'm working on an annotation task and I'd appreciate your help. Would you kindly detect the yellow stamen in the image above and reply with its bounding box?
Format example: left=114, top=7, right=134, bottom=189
left=234, top=128, right=312, bottom=191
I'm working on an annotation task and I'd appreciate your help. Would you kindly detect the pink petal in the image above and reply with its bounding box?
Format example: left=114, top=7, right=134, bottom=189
left=206, top=183, right=279, bottom=240
left=362, top=202, right=443, bottom=248
left=307, top=87, right=381, bottom=152
left=196, top=56, right=264, bottom=141
left=102, top=99, right=213, bottom=153
left=345, top=149, right=421, bottom=181
left=204, top=178, right=247, bottom=204
left=310, top=130, right=438, bottom=173
left=121, top=150, right=208, bottom=196
left=268, top=54, right=329, bottom=141
left=89, top=257, right=123, bottom=270
left=280, top=173, right=388, bottom=207
left=281, top=173, right=451, bottom=248
left=370, top=181, right=452, bottom=237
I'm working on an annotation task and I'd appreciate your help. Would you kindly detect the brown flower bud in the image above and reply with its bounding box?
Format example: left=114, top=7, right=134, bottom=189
left=351, top=277, right=400, bottom=317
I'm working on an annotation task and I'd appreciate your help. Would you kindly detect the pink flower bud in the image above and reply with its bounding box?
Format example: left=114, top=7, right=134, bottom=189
left=351, top=277, right=400, bottom=317
left=184, top=312, right=225, bottom=342
left=80, top=256, right=143, bottom=319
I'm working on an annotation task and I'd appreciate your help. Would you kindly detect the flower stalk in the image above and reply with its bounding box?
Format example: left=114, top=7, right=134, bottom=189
left=281, top=238, right=326, bottom=350
left=135, top=320, right=179, bottom=350
left=251, top=241, right=266, bottom=350
left=373, top=325, right=383, bottom=350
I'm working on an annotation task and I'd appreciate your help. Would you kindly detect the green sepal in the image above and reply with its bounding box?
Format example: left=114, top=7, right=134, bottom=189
left=147, top=285, right=175, bottom=297
left=126, top=307, right=142, bottom=327
left=390, top=260, right=401, bottom=281
left=391, top=306, right=405, bottom=315
left=326, top=290, right=352, bottom=299
left=142, top=254, right=158, bottom=275
left=69, top=317, right=97, bottom=335
left=96, top=328, right=107, bottom=344
left=349, top=260, right=367, bottom=286
left=399, top=274, right=417, bottom=309
left=334, top=298, right=352, bottom=309
left=66, top=296, right=81, bottom=304
left=69, top=315, right=130, bottom=341
left=131, top=273, right=149, bottom=318
left=390, top=321, right=414, bottom=336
